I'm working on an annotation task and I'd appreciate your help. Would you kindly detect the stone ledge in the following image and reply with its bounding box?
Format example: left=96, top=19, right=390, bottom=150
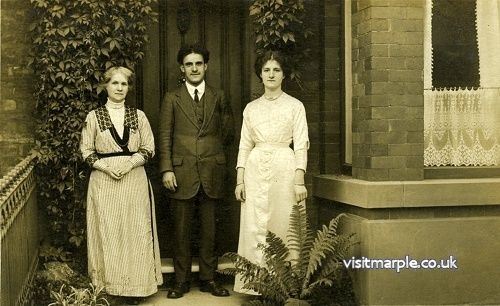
left=313, top=174, right=500, bottom=208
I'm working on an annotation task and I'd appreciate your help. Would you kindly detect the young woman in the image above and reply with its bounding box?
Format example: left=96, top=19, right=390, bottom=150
left=80, top=66, right=162, bottom=305
left=234, top=51, right=309, bottom=294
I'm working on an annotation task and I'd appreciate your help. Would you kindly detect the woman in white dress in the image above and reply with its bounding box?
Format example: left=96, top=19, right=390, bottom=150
left=234, top=51, right=309, bottom=294
left=80, top=67, right=163, bottom=305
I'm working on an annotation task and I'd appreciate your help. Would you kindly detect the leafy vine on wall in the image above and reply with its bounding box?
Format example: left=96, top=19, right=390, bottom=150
left=249, top=0, right=313, bottom=87
left=29, top=0, right=158, bottom=253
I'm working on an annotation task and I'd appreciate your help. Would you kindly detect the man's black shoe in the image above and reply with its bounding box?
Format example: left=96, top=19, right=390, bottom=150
left=199, top=280, right=230, bottom=297
left=167, top=282, right=190, bottom=299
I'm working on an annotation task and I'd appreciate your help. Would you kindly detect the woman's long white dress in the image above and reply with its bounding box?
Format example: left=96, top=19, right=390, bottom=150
left=234, top=92, right=309, bottom=294
left=80, top=104, right=163, bottom=297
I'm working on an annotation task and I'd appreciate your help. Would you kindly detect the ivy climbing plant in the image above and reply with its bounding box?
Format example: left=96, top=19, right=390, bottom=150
left=29, top=0, right=157, bottom=253
left=249, top=0, right=313, bottom=87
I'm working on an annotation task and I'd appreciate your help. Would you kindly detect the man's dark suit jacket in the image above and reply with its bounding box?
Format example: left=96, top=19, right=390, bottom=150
left=158, top=84, right=234, bottom=200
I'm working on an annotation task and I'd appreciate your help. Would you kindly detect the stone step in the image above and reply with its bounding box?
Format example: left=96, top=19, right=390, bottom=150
left=160, top=257, right=235, bottom=274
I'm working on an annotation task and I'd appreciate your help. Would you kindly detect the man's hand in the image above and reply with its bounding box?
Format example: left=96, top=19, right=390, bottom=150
left=162, top=171, right=177, bottom=191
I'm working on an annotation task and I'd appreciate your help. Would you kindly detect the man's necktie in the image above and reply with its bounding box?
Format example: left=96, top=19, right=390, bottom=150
left=194, top=89, right=199, bottom=103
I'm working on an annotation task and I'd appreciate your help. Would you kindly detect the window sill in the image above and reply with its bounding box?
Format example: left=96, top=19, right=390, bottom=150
left=424, top=166, right=500, bottom=179
left=313, top=174, right=500, bottom=208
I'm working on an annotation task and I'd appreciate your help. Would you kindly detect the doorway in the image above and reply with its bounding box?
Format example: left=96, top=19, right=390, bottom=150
left=139, top=0, right=252, bottom=259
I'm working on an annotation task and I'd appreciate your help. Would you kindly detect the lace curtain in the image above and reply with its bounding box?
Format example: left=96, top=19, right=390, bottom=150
left=424, top=0, right=500, bottom=166
left=424, top=88, right=499, bottom=166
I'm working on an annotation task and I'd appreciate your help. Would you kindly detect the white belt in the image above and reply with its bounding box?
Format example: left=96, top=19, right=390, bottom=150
left=254, top=142, right=290, bottom=149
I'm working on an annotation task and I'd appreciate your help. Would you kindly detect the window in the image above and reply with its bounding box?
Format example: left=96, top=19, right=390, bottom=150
left=431, top=0, right=479, bottom=88
left=424, top=0, right=500, bottom=167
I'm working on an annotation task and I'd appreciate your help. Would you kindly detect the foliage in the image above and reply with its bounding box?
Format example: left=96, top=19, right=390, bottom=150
left=249, top=0, right=314, bottom=87
left=28, top=0, right=157, bottom=253
left=39, top=242, right=73, bottom=262
left=33, top=259, right=92, bottom=305
left=33, top=233, right=122, bottom=305
left=220, top=204, right=357, bottom=306
left=48, top=283, right=109, bottom=306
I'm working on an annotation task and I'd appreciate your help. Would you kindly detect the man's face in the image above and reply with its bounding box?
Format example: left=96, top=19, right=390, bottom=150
left=180, top=53, right=207, bottom=86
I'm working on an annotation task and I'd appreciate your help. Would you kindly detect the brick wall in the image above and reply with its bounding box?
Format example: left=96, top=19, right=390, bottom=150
left=322, top=0, right=342, bottom=174
left=351, top=0, right=425, bottom=181
left=286, top=1, right=329, bottom=182
left=0, top=0, right=35, bottom=177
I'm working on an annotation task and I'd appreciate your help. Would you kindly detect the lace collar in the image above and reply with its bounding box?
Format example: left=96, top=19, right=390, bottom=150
left=94, top=105, right=138, bottom=132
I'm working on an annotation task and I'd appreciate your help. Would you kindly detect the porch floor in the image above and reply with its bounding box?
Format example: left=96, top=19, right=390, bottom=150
left=117, top=258, right=252, bottom=306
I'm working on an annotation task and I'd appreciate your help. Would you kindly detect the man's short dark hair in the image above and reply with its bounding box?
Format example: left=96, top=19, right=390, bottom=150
left=177, top=43, right=210, bottom=64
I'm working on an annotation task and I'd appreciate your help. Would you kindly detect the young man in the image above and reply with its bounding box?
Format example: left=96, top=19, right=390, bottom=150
left=158, top=43, right=234, bottom=299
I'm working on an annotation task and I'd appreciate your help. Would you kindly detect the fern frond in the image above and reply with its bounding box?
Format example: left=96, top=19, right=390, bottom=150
left=315, top=261, right=344, bottom=281
left=300, top=277, right=334, bottom=298
left=286, top=204, right=315, bottom=279
left=220, top=252, right=265, bottom=285
left=304, top=213, right=354, bottom=290
left=263, top=231, right=289, bottom=263
left=305, top=226, right=337, bottom=278
left=259, top=232, right=301, bottom=299
left=221, top=249, right=293, bottom=303
left=243, top=280, right=288, bottom=305
left=217, top=267, right=241, bottom=276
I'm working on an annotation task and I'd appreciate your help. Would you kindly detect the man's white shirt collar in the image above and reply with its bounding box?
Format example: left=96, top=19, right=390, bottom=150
left=185, top=81, right=205, bottom=100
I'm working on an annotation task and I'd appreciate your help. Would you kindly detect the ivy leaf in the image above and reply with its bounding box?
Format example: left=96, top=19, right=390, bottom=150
left=69, top=235, right=83, bottom=247
left=57, top=182, right=65, bottom=193
left=57, top=27, right=70, bottom=37
left=249, top=6, right=261, bottom=16
left=30, top=0, right=158, bottom=257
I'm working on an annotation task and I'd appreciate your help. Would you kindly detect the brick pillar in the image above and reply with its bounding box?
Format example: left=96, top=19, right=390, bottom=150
left=351, top=1, right=424, bottom=181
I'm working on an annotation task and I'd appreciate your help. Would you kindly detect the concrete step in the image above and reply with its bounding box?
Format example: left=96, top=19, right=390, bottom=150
left=160, top=257, right=235, bottom=274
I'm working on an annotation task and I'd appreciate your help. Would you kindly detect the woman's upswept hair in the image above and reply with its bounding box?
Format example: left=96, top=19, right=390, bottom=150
left=254, top=50, right=290, bottom=81
left=102, top=66, right=134, bottom=87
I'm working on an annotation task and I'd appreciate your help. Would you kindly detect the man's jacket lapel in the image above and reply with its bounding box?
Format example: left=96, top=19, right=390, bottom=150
left=201, top=86, right=217, bottom=132
left=175, top=85, right=198, bottom=128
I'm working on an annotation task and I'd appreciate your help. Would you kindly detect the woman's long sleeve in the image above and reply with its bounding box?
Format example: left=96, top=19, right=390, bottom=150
left=293, top=103, right=309, bottom=171
left=236, top=109, right=254, bottom=169
left=129, top=111, right=155, bottom=168
left=80, top=112, right=99, bottom=166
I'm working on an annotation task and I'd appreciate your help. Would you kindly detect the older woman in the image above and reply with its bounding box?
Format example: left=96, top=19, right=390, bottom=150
left=234, top=51, right=309, bottom=294
left=80, top=66, right=163, bottom=305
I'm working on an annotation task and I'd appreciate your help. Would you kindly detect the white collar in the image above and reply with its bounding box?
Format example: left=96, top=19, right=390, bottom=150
left=106, top=99, right=125, bottom=109
left=185, top=80, right=206, bottom=97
